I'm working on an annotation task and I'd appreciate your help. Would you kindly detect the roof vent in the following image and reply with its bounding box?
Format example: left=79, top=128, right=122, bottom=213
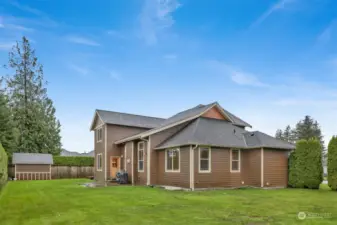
left=250, top=133, right=255, bottom=137
left=233, top=129, right=236, bottom=134
left=197, top=104, right=205, bottom=108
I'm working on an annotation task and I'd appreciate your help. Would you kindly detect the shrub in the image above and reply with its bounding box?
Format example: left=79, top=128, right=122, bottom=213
left=0, top=143, right=8, bottom=191
left=288, top=139, right=322, bottom=189
left=328, top=136, right=337, bottom=191
left=53, top=156, right=94, bottom=167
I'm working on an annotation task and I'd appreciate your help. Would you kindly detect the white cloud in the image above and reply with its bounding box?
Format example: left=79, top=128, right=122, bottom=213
left=69, top=64, right=90, bottom=76
left=107, top=30, right=125, bottom=39
left=66, top=35, right=100, bottom=46
left=110, top=71, right=121, bottom=80
left=250, top=0, right=296, bottom=28
left=5, top=24, right=34, bottom=32
left=0, top=42, right=15, bottom=51
left=208, top=60, right=269, bottom=87
left=10, top=0, right=45, bottom=17
left=317, top=20, right=336, bottom=44
left=139, top=0, right=180, bottom=45
left=163, top=54, right=177, bottom=60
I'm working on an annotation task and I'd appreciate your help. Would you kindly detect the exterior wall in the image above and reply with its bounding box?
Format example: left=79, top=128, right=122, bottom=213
left=125, top=141, right=133, bottom=183
left=94, top=123, right=149, bottom=183
left=242, top=149, right=261, bottom=187
left=201, top=106, right=229, bottom=121
left=263, top=148, right=289, bottom=187
left=94, top=124, right=105, bottom=184
left=16, top=164, right=50, bottom=172
left=156, top=146, right=190, bottom=188
left=194, top=148, right=262, bottom=188
left=149, top=121, right=190, bottom=185
left=106, top=124, right=148, bottom=180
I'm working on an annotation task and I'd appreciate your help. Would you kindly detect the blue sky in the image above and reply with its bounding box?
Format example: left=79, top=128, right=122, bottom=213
left=1, top=0, right=337, bottom=152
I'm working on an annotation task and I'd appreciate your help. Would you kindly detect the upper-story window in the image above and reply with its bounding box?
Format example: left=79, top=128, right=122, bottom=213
left=96, top=127, right=103, bottom=142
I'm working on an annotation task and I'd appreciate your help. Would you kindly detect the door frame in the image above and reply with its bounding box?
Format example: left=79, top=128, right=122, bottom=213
left=110, top=156, right=121, bottom=178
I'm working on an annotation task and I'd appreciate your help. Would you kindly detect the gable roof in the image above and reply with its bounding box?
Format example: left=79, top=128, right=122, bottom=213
left=12, top=153, right=54, bottom=165
left=115, top=102, right=251, bottom=144
left=155, top=117, right=294, bottom=150
left=90, top=109, right=166, bottom=131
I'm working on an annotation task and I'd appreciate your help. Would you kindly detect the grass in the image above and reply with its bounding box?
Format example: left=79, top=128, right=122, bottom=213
left=0, top=179, right=336, bottom=225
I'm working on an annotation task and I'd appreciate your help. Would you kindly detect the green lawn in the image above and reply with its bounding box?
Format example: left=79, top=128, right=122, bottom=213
left=0, top=179, right=336, bottom=225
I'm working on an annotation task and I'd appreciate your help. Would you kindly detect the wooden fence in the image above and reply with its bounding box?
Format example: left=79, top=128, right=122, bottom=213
left=8, top=165, right=94, bottom=179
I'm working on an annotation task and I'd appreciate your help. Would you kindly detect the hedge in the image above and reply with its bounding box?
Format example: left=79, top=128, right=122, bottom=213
left=288, top=139, right=323, bottom=189
left=0, top=143, right=8, bottom=191
left=53, top=156, right=94, bottom=167
left=328, top=136, right=337, bottom=191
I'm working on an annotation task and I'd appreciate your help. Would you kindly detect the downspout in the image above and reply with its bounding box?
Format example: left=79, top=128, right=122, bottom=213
left=190, top=144, right=198, bottom=191
left=140, top=138, right=151, bottom=186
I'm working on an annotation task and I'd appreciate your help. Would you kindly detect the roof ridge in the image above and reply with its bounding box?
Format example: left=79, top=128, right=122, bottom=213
left=96, top=109, right=166, bottom=120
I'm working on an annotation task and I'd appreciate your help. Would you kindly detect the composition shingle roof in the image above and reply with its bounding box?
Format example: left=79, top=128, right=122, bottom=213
left=12, top=153, right=54, bottom=165
left=114, top=102, right=253, bottom=144
left=96, top=110, right=166, bottom=129
left=155, top=117, right=295, bottom=150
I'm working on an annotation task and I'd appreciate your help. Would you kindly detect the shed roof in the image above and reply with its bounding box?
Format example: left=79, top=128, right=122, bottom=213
left=155, top=117, right=295, bottom=150
left=12, top=153, right=54, bottom=165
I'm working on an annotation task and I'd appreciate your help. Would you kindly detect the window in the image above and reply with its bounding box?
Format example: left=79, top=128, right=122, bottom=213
left=138, top=142, right=144, bottom=172
left=97, top=154, right=102, bottom=171
left=199, top=147, right=211, bottom=172
left=231, top=149, right=240, bottom=172
left=165, top=148, right=180, bottom=172
left=96, top=127, right=103, bottom=142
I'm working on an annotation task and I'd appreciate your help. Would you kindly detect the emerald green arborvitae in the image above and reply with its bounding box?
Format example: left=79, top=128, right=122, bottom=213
left=5, top=36, right=62, bottom=155
left=328, top=136, right=337, bottom=191
left=0, top=87, right=18, bottom=156
left=288, top=139, right=322, bottom=189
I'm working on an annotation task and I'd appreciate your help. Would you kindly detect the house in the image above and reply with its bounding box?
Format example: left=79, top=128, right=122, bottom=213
left=90, top=102, right=295, bottom=189
left=12, top=153, right=53, bottom=180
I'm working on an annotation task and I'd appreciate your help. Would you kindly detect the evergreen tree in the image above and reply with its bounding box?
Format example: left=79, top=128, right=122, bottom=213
left=5, top=36, right=61, bottom=155
left=0, top=88, right=18, bottom=156
left=328, top=136, right=337, bottom=191
left=275, top=129, right=283, bottom=140
left=295, top=116, right=324, bottom=147
left=283, top=125, right=295, bottom=143
left=289, top=139, right=322, bottom=189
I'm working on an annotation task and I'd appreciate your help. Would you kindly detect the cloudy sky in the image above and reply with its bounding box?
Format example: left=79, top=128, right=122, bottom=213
left=1, top=0, right=337, bottom=152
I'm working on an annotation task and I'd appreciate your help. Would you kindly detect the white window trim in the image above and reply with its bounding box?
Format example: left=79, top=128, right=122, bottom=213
left=198, top=146, right=211, bottom=173
left=96, top=153, right=102, bottom=171
left=230, top=149, right=241, bottom=173
left=138, top=141, right=144, bottom=172
left=96, top=127, right=103, bottom=143
left=165, top=148, right=180, bottom=173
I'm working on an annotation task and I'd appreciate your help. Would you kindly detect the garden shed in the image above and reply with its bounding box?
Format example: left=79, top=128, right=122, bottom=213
left=13, top=153, right=53, bottom=180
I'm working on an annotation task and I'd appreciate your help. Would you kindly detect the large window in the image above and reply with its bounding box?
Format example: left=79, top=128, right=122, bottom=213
left=165, top=148, right=180, bottom=172
left=199, top=147, right=211, bottom=172
left=96, top=127, right=103, bottom=142
left=138, top=142, right=144, bottom=172
left=231, top=149, right=240, bottom=172
left=97, top=154, right=102, bottom=171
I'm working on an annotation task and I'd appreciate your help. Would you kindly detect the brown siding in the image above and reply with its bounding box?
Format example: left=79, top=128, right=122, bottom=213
left=94, top=123, right=149, bottom=183
left=106, top=125, right=148, bottom=180
left=125, top=141, right=134, bottom=183
left=94, top=124, right=105, bottom=183
left=201, top=106, right=229, bottom=121
left=150, top=122, right=190, bottom=184
left=16, top=164, right=50, bottom=172
left=242, top=149, right=261, bottom=187
left=194, top=148, right=262, bottom=188
left=156, top=146, right=190, bottom=188
left=264, top=149, right=289, bottom=187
